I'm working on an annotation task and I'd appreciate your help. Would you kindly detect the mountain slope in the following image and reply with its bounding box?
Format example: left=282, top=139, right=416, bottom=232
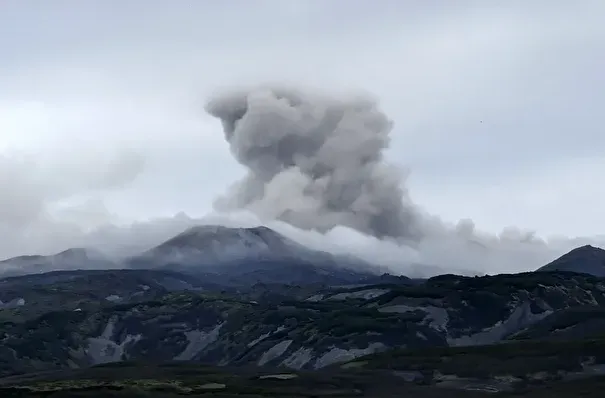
left=1, top=268, right=604, bottom=378
left=537, top=245, right=605, bottom=276
left=137, top=225, right=298, bottom=265
left=0, top=248, right=117, bottom=278
left=127, top=225, right=382, bottom=285
left=0, top=225, right=384, bottom=285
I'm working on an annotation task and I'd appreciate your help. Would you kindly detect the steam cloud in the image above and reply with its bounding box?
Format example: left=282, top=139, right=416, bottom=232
left=206, top=86, right=422, bottom=241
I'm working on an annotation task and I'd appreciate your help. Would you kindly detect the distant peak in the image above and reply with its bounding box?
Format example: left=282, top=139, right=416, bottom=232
left=537, top=244, right=605, bottom=277
left=176, top=225, right=275, bottom=237
left=55, top=247, right=102, bottom=258
left=56, top=248, right=88, bottom=256
left=572, top=244, right=603, bottom=252
left=563, top=245, right=605, bottom=258
left=151, top=224, right=297, bottom=255
left=177, top=225, right=229, bottom=237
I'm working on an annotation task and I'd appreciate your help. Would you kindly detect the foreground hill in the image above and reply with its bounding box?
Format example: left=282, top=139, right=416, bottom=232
left=0, top=268, right=604, bottom=380
left=1, top=353, right=604, bottom=397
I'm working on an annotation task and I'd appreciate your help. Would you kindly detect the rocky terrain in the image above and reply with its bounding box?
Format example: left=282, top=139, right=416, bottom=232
left=2, top=361, right=605, bottom=397
left=0, top=225, right=605, bottom=397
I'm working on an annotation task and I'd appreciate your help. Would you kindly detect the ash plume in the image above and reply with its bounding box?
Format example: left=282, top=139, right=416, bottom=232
left=205, top=86, right=423, bottom=241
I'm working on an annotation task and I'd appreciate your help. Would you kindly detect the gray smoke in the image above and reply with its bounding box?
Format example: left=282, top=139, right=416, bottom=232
left=205, top=85, right=423, bottom=240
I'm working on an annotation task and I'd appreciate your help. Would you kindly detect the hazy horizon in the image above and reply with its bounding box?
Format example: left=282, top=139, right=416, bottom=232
left=1, top=0, right=604, bottom=275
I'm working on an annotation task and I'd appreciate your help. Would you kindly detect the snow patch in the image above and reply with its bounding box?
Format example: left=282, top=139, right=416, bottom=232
left=174, top=322, right=224, bottom=360
left=0, top=297, right=26, bottom=308
left=282, top=347, right=314, bottom=369
left=258, top=340, right=293, bottom=366
left=248, top=325, right=286, bottom=348
left=380, top=305, right=449, bottom=331
left=448, top=302, right=552, bottom=346
left=259, top=374, right=298, bottom=380
left=86, top=318, right=141, bottom=365
left=416, top=331, right=428, bottom=340
left=329, top=289, right=389, bottom=301
left=306, top=294, right=324, bottom=302
left=313, top=343, right=386, bottom=369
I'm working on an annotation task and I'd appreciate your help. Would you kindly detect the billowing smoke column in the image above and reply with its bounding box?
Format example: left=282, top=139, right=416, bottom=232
left=205, top=85, right=423, bottom=240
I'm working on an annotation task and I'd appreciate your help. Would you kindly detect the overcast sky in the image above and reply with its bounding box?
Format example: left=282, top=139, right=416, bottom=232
left=0, top=1, right=604, bottom=272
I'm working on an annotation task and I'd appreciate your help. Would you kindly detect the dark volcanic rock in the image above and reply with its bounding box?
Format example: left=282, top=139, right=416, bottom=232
left=537, top=245, right=605, bottom=276
left=1, top=269, right=605, bottom=378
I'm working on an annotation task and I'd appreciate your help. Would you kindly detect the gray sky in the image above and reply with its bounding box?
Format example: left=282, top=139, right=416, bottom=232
left=0, top=0, right=604, bottom=274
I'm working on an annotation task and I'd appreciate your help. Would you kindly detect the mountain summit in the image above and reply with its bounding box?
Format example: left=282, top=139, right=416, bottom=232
left=127, top=225, right=382, bottom=285
left=132, top=225, right=322, bottom=266
left=0, top=248, right=114, bottom=277
left=537, top=244, right=605, bottom=276
left=143, top=225, right=305, bottom=265
left=0, top=225, right=383, bottom=285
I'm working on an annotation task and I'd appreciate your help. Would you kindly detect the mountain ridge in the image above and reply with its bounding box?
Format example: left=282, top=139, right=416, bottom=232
left=2, top=225, right=604, bottom=282
left=0, top=267, right=604, bottom=381
left=0, top=225, right=386, bottom=286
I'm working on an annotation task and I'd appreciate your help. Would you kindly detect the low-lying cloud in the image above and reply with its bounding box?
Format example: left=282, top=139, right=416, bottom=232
left=0, top=148, right=146, bottom=258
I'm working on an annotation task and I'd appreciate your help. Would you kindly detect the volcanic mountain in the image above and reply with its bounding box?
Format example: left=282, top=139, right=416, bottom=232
left=536, top=244, right=605, bottom=277
left=0, top=248, right=116, bottom=278
left=125, top=225, right=386, bottom=285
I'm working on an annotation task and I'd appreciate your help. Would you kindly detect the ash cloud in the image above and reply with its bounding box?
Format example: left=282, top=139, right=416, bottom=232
left=203, top=84, right=601, bottom=275
left=205, top=86, right=422, bottom=241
